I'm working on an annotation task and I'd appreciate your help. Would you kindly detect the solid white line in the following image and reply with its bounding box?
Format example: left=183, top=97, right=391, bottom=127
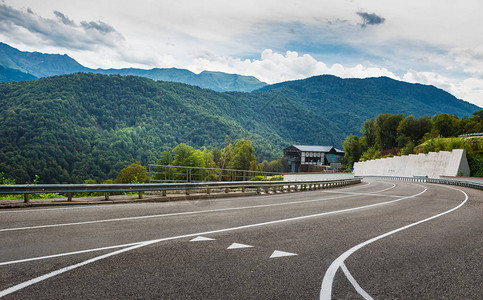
left=0, top=184, right=422, bottom=297
left=319, top=186, right=468, bottom=300
left=0, top=241, right=154, bottom=298
left=0, top=242, right=145, bottom=266
left=0, top=184, right=397, bottom=233
left=341, top=262, right=373, bottom=300
left=0, top=202, right=153, bottom=214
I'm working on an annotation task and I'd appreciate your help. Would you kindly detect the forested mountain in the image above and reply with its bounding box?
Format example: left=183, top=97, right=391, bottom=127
left=255, top=75, right=477, bottom=118
left=0, top=43, right=267, bottom=92
left=0, top=73, right=480, bottom=183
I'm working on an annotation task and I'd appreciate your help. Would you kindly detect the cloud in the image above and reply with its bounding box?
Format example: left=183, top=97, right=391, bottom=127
left=54, top=11, right=74, bottom=26
left=190, top=49, right=398, bottom=84
left=449, top=47, right=483, bottom=78
left=80, top=20, right=117, bottom=34
left=0, top=4, right=123, bottom=50
left=357, top=12, right=385, bottom=28
left=403, top=69, right=483, bottom=108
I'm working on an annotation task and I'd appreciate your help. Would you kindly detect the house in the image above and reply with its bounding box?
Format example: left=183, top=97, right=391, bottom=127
left=283, top=145, right=345, bottom=173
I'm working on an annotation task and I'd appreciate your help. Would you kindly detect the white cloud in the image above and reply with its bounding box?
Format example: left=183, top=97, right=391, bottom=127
left=0, top=4, right=123, bottom=51
left=403, top=70, right=483, bottom=108
left=190, top=49, right=398, bottom=84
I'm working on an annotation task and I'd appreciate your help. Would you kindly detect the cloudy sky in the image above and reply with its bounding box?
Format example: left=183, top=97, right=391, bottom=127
left=1, top=0, right=482, bottom=107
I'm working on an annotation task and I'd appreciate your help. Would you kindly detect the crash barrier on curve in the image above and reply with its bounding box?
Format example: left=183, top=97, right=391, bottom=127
left=0, top=179, right=362, bottom=204
left=358, top=175, right=483, bottom=190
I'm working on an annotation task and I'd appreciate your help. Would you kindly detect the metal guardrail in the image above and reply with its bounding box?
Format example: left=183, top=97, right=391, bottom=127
left=148, top=164, right=282, bottom=183
left=0, top=179, right=362, bottom=204
left=357, top=175, right=483, bottom=190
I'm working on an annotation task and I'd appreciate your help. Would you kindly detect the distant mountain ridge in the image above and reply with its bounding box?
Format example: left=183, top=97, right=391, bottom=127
left=0, top=73, right=480, bottom=183
left=0, top=42, right=267, bottom=92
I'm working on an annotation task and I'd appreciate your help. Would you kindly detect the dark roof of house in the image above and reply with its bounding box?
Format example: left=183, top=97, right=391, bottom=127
left=285, top=145, right=344, bottom=154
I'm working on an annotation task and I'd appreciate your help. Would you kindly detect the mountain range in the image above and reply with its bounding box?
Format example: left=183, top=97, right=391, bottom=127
left=0, top=42, right=267, bottom=92
left=0, top=71, right=480, bottom=183
left=0, top=42, right=480, bottom=183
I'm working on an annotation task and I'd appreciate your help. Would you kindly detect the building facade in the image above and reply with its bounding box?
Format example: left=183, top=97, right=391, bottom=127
left=283, top=145, right=344, bottom=173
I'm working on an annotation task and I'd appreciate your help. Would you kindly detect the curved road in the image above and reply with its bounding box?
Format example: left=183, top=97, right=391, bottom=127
left=0, top=179, right=481, bottom=299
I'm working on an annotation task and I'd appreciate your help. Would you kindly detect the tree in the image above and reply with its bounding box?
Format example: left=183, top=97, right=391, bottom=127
left=473, top=109, right=483, bottom=119
left=432, top=113, right=460, bottom=137
left=157, top=150, right=172, bottom=165
left=228, top=139, right=256, bottom=170
left=172, top=144, right=205, bottom=168
left=361, top=118, right=376, bottom=149
left=397, top=115, right=432, bottom=146
left=343, top=135, right=363, bottom=168
left=115, top=162, right=149, bottom=183
left=375, top=113, right=404, bottom=150
left=460, top=115, right=483, bottom=134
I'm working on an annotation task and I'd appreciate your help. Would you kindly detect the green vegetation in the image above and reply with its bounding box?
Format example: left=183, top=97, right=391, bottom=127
left=0, top=73, right=480, bottom=183
left=115, top=162, right=149, bottom=184
left=343, top=111, right=483, bottom=176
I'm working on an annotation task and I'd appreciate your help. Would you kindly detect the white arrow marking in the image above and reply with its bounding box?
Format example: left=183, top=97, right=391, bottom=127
left=270, top=250, right=298, bottom=258
left=189, top=236, right=215, bottom=242
left=227, top=243, right=254, bottom=249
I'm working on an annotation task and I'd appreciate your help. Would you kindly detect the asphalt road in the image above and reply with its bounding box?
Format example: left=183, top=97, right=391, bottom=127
left=1, top=179, right=481, bottom=299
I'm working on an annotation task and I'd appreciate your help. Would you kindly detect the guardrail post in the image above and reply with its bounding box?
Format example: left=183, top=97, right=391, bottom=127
left=105, top=192, right=109, bottom=201
left=24, top=193, right=30, bottom=203
left=207, top=188, right=211, bottom=195
left=186, top=189, right=190, bottom=195
left=138, top=191, right=143, bottom=199
left=67, top=193, right=73, bottom=201
left=242, top=187, right=246, bottom=193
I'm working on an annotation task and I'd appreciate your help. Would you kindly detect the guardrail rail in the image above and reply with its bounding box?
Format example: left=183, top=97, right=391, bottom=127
left=0, top=179, right=362, bottom=204
left=357, top=175, right=483, bottom=190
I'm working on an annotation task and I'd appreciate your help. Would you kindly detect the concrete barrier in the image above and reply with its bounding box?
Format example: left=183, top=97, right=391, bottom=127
left=354, top=149, right=470, bottom=178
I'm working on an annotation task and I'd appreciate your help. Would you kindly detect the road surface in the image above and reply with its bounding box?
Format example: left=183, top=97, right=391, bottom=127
left=1, top=179, right=481, bottom=299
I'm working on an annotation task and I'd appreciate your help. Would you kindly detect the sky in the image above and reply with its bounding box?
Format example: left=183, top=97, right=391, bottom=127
left=0, top=0, right=482, bottom=108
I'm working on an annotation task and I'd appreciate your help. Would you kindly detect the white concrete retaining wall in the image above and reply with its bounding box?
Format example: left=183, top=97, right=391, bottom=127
left=353, top=149, right=470, bottom=178
left=283, top=173, right=354, bottom=181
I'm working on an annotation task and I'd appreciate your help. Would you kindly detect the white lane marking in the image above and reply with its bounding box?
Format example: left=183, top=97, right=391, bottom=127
left=0, top=185, right=423, bottom=297
left=319, top=186, right=468, bottom=300
left=227, top=243, right=253, bottom=249
left=0, top=241, right=154, bottom=298
left=341, top=262, right=373, bottom=300
left=270, top=250, right=298, bottom=258
left=0, top=184, right=397, bottom=232
left=0, top=183, right=407, bottom=267
left=0, top=202, right=157, bottom=214
left=0, top=242, right=145, bottom=266
left=190, top=236, right=216, bottom=242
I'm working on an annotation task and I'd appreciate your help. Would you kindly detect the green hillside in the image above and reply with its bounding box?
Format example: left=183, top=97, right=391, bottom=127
left=0, top=73, right=480, bottom=183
